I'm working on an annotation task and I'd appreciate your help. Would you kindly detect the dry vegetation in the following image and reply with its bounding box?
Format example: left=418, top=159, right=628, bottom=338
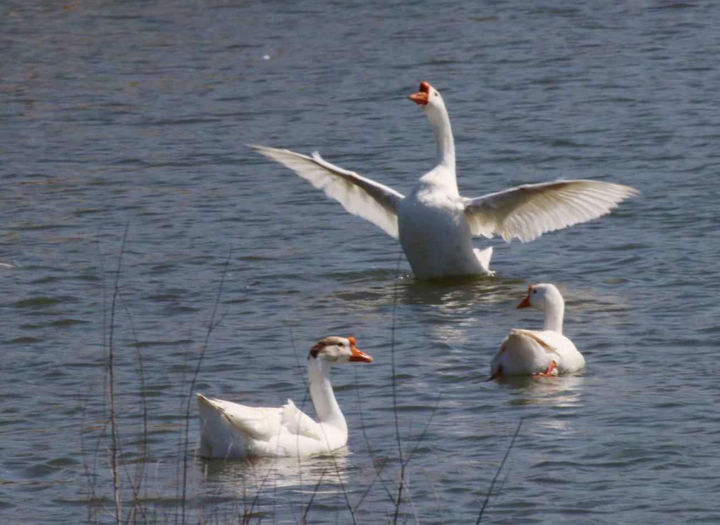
left=83, top=233, right=521, bottom=524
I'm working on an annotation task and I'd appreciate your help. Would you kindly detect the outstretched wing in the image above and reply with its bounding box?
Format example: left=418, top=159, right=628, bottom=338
left=249, top=145, right=405, bottom=238
left=463, top=180, right=638, bottom=242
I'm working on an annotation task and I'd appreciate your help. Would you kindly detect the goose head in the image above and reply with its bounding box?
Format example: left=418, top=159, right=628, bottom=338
left=409, top=81, right=448, bottom=115
left=517, top=283, right=564, bottom=311
left=517, top=284, right=566, bottom=334
left=308, top=336, right=373, bottom=364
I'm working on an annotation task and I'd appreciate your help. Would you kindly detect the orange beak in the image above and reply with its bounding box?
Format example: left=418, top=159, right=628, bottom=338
left=517, top=295, right=531, bottom=309
left=347, top=336, right=373, bottom=363
left=517, top=286, right=533, bottom=309
left=409, top=81, right=430, bottom=106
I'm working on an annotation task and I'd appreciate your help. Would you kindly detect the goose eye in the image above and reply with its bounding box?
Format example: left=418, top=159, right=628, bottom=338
left=533, top=290, right=538, bottom=294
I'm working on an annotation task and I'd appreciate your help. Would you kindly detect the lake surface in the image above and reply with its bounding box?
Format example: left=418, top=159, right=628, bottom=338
left=2, top=0, right=720, bottom=523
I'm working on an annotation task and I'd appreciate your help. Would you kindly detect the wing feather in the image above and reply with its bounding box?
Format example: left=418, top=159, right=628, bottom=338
left=281, top=399, right=323, bottom=441
left=205, top=398, right=283, bottom=441
left=463, top=180, right=638, bottom=242
left=510, top=329, right=557, bottom=352
left=249, top=145, right=404, bottom=238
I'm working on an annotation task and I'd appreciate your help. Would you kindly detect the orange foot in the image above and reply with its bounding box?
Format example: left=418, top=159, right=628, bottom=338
left=535, top=361, right=557, bottom=377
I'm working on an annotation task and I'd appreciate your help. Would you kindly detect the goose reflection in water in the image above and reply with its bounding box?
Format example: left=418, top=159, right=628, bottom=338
left=497, top=374, right=586, bottom=410
left=200, top=452, right=351, bottom=492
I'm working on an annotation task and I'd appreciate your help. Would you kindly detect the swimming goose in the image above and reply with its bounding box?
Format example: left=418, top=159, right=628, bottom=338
left=250, top=81, right=638, bottom=279
left=490, top=283, right=585, bottom=379
left=197, top=336, right=373, bottom=458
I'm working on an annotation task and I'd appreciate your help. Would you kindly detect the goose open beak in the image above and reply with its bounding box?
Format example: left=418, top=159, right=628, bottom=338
left=347, top=336, right=373, bottom=363
left=409, top=81, right=430, bottom=106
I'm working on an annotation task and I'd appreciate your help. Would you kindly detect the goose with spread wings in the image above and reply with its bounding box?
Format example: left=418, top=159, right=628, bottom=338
left=250, top=82, right=638, bottom=279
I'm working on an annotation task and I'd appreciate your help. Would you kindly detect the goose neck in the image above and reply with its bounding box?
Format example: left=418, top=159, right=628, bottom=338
left=307, top=358, right=347, bottom=431
left=429, top=106, right=456, bottom=170
left=543, top=301, right=564, bottom=334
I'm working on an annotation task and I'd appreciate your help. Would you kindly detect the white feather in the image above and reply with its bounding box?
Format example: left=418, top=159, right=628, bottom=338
left=463, top=180, right=639, bottom=243
left=489, top=284, right=586, bottom=378
left=249, top=82, right=638, bottom=278
left=248, top=145, right=404, bottom=238
left=197, top=336, right=373, bottom=458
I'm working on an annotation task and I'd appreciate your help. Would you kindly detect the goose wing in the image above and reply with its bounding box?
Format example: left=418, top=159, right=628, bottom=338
left=204, top=397, right=284, bottom=441
left=463, top=180, right=638, bottom=242
left=250, top=145, right=405, bottom=238
left=281, top=399, right=323, bottom=441
left=509, top=329, right=559, bottom=352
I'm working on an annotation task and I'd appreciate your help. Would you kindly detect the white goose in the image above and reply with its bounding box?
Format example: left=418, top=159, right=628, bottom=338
left=490, top=283, right=585, bottom=379
left=250, top=81, right=638, bottom=280
left=197, top=336, right=372, bottom=458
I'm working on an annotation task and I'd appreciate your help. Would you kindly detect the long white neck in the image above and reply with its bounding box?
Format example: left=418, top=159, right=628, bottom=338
left=423, top=105, right=457, bottom=188
left=307, top=358, right=347, bottom=432
left=542, top=298, right=565, bottom=334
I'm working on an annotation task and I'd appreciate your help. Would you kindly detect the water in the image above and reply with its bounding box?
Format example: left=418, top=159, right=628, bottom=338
left=2, top=0, right=720, bottom=523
